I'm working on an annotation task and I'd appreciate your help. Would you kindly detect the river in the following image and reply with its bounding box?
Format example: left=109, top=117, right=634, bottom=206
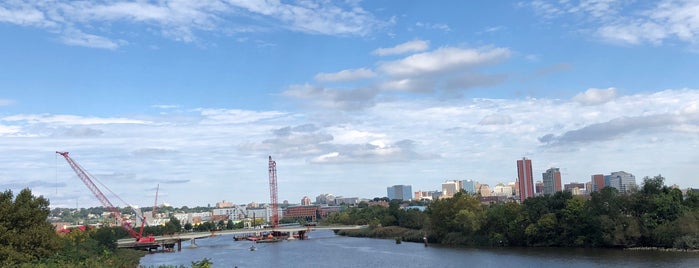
left=139, top=230, right=699, bottom=267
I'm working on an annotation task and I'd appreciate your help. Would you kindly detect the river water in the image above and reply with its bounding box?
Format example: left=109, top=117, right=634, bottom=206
left=140, top=230, right=699, bottom=268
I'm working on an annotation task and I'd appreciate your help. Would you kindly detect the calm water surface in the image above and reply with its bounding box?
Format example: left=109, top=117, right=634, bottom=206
left=140, top=230, right=699, bottom=268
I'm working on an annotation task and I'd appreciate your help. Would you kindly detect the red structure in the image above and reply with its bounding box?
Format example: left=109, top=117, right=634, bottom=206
left=517, top=157, right=534, bottom=202
left=268, top=156, right=279, bottom=228
left=56, top=151, right=154, bottom=243
left=591, top=174, right=605, bottom=192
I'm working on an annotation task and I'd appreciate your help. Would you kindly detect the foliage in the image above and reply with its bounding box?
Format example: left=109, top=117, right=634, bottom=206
left=0, top=188, right=62, bottom=266
left=330, top=176, right=699, bottom=250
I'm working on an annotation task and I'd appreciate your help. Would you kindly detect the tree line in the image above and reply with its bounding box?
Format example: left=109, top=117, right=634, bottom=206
left=325, top=175, right=699, bottom=249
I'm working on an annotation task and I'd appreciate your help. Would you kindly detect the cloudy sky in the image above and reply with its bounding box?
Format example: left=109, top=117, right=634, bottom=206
left=1, top=0, right=698, bottom=208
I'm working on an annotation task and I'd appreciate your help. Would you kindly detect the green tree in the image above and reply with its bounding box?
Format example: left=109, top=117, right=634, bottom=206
left=425, top=191, right=484, bottom=245
left=0, top=188, right=61, bottom=266
left=184, top=222, right=193, bottom=231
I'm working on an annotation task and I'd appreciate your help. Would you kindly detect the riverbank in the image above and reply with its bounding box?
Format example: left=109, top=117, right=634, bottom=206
left=335, top=226, right=699, bottom=253
left=334, top=226, right=427, bottom=243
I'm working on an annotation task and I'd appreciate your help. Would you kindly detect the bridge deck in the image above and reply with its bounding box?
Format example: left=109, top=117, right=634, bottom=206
left=117, top=225, right=367, bottom=248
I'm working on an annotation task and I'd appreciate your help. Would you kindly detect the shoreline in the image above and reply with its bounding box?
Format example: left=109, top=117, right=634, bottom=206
left=335, top=226, right=699, bottom=253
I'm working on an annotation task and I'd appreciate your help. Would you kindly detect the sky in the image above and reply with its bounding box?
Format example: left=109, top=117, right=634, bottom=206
left=1, top=0, right=699, bottom=208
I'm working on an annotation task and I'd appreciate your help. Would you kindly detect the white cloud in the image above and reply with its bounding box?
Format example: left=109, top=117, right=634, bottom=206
left=0, top=98, right=15, bottom=106
left=2, top=89, right=699, bottom=207
left=286, top=44, right=512, bottom=108
left=314, top=68, right=376, bottom=82
left=378, top=47, right=510, bottom=77
left=0, top=1, right=387, bottom=49
left=2, top=114, right=150, bottom=125
left=372, top=39, right=430, bottom=56
left=60, top=28, right=124, bottom=50
left=573, top=87, right=617, bottom=105
left=479, top=114, right=513, bottom=125
left=198, top=108, right=286, bottom=124
left=415, top=22, right=451, bottom=32
left=526, top=0, right=699, bottom=46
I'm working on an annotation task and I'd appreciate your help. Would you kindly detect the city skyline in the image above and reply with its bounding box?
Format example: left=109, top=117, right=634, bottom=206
left=1, top=1, right=699, bottom=208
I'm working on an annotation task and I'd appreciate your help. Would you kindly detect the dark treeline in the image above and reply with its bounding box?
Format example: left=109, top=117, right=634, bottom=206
left=326, top=175, right=699, bottom=249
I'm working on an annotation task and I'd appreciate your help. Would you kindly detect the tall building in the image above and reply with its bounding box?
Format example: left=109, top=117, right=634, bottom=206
left=478, top=184, right=491, bottom=197
left=535, top=181, right=544, bottom=194
left=301, top=196, right=311, bottom=206
left=461, top=179, right=477, bottom=194
left=387, top=185, right=413, bottom=201
left=442, top=180, right=462, bottom=198
left=591, top=174, right=606, bottom=192
left=609, top=171, right=636, bottom=193
left=315, top=193, right=336, bottom=205
left=517, top=157, right=534, bottom=202
left=542, top=167, right=562, bottom=195
left=493, top=183, right=513, bottom=197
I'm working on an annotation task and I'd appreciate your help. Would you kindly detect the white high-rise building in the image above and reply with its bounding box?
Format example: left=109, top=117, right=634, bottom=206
left=609, top=171, right=636, bottom=193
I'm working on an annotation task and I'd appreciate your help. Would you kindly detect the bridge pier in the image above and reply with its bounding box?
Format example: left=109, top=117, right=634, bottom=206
left=298, top=230, right=306, bottom=240
left=189, top=238, right=198, bottom=248
left=177, top=239, right=182, bottom=251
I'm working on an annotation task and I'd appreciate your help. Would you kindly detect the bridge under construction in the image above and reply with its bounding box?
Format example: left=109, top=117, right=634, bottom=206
left=117, top=225, right=367, bottom=251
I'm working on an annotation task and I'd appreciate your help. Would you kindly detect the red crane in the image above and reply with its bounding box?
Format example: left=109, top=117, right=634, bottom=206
left=56, top=151, right=155, bottom=243
left=268, top=156, right=279, bottom=228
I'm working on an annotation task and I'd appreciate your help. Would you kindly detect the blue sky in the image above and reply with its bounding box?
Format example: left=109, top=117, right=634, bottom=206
left=1, top=0, right=698, bottom=208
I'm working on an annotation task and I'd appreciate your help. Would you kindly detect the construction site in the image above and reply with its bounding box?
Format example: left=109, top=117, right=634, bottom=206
left=55, top=151, right=357, bottom=252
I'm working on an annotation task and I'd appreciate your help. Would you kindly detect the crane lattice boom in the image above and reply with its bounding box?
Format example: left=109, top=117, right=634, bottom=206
left=56, top=151, right=152, bottom=243
left=268, top=156, right=279, bottom=228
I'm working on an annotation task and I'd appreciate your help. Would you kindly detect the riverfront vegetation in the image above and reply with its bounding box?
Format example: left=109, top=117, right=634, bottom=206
left=0, top=188, right=148, bottom=267
left=1, top=175, right=697, bottom=266
left=326, top=175, right=699, bottom=250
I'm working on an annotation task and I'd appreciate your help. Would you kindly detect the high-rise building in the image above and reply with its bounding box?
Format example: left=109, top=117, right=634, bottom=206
left=517, top=157, right=534, bottom=202
left=535, top=181, right=544, bottom=194
left=591, top=174, right=605, bottom=192
left=315, top=193, right=336, bottom=205
left=301, top=196, right=311, bottom=206
left=442, top=180, right=462, bottom=198
left=461, top=179, right=477, bottom=194
left=542, top=167, right=562, bottom=195
left=387, top=185, right=413, bottom=201
left=609, top=171, right=636, bottom=193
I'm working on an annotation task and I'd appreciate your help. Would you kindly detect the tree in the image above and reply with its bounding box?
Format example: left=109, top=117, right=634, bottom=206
left=184, top=222, right=193, bottom=231
left=0, top=188, right=61, bottom=266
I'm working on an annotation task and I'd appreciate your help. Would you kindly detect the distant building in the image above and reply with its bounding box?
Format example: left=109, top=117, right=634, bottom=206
left=542, top=168, right=562, bottom=195
left=517, top=157, right=535, bottom=202
left=492, top=183, right=513, bottom=197
left=478, top=184, right=491, bottom=197
left=609, top=171, right=636, bottom=193
left=334, top=197, right=359, bottom=205
left=535, top=181, right=544, bottom=195
left=247, top=205, right=283, bottom=224
left=442, top=180, right=462, bottom=198
left=316, top=193, right=336, bottom=205
left=387, top=185, right=413, bottom=201
left=591, top=174, right=605, bottom=192
left=215, top=200, right=233, bottom=208
left=461, top=180, right=477, bottom=194
left=212, top=207, right=246, bottom=221
left=564, top=182, right=585, bottom=191
left=283, top=205, right=341, bottom=222
left=414, top=190, right=431, bottom=201
left=301, top=196, right=311, bottom=206
left=284, top=206, right=320, bottom=222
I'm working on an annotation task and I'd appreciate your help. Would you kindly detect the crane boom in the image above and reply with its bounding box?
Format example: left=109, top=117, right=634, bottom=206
left=268, top=156, right=279, bottom=228
left=56, top=151, right=153, bottom=243
left=153, top=184, right=159, bottom=219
